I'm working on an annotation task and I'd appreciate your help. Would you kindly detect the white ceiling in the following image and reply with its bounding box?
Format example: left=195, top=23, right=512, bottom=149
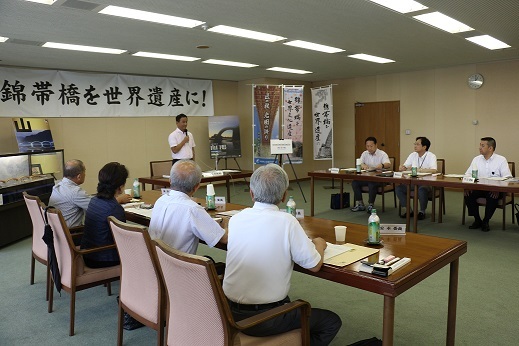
left=0, top=0, right=518, bottom=82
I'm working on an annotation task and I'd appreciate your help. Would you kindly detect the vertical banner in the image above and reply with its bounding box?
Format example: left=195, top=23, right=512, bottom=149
left=253, top=85, right=281, bottom=164
left=311, top=86, right=333, bottom=160
left=282, top=86, right=304, bottom=164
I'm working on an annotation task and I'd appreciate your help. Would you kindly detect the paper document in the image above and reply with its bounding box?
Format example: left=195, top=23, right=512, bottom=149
left=324, top=243, right=353, bottom=261
left=162, top=175, right=170, bottom=178
left=481, top=176, right=509, bottom=181
left=324, top=243, right=380, bottom=267
left=216, top=209, right=242, bottom=217
left=122, top=202, right=144, bottom=209
left=444, top=174, right=465, bottom=178
left=340, top=168, right=357, bottom=172
left=221, top=169, right=241, bottom=173
left=402, top=171, right=431, bottom=176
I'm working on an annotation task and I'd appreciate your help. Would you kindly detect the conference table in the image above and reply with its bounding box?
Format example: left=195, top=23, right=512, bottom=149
left=126, top=190, right=467, bottom=346
left=138, top=170, right=253, bottom=202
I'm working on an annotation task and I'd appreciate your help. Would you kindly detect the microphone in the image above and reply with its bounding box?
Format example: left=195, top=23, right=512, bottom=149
left=183, top=129, right=188, bottom=136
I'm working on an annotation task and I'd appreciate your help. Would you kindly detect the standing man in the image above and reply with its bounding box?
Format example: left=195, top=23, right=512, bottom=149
left=464, top=137, right=512, bottom=232
left=351, top=136, right=391, bottom=213
left=223, top=164, right=341, bottom=345
left=169, top=113, right=195, bottom=165
left=148, top=160, right=227, bottom=254
left=49, top=159, right=131, bottom=228
left=396, top=137, right=437, bottom=220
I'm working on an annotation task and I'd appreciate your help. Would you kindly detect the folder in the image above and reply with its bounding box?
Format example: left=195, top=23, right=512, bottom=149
left=324, top=243, right=379, bottom=267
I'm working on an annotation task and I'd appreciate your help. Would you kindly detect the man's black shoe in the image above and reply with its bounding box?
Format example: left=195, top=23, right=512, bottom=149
left=418, top=212, right=426, bottom=220
left=468, top=221, right=482, bottom=229
left=481, top=222, right=490, bottom=232
left=123, top=312, right=144, bottom=330
left=400, top=211, right=414, bottom=219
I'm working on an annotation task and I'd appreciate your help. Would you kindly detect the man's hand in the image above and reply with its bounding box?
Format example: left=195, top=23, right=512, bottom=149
left=312, top=237, right=327, bottom=252
left=116, top=194, right=132, bottom=204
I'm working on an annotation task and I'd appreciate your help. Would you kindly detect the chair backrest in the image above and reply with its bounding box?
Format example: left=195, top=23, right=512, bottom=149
left=109, top=217, right=162, bottom=324
left=23, top=192, right=47, bottom=261
left=46, top=207, right=84, bottom=287
left=437, top=159, right=446, bottom=174
left=154, top=240, right=233, bottom=346
left=509, top=162, right=515, bottom=176
left=388, top=157, right=395, bottom=171
left=150, top=160, right=173, bottom=177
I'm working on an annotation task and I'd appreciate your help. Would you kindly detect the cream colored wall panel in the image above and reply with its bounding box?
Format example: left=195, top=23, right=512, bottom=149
left=376, top=74, right=400, bottom=101
left=0, top=118, right=19, bottom=152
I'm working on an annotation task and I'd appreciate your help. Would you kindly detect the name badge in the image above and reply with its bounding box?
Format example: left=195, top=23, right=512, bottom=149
left=215, top=196, right=226, bottom=205
left=329, top=168, right=340, bottom=174
left=295, top=209, right=304, bottom=219
left=393, top=172, right=403, bottom=178
left=462, top=176, right=476, bottom=183
left=161, top=188, right=171, bottom=195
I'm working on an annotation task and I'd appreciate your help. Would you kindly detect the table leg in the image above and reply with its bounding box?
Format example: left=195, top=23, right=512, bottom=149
left=439, top=188, right=444, bottom=223
left=340, top=179, right=344, bottom=209
left=382, top=295, right=395, bottom=346
left=413, top=185, right=419, bottom=233
left=141, top=182, right=146, bottom=191
left=226, top=177, right=231, bottom=202
left=447, top=259, right=459, bottom=346
left=406, top=185, right=410, bottom=231
left=310, top=177, right=315, bottom=216
left=431, top=187, right=436, bottom=222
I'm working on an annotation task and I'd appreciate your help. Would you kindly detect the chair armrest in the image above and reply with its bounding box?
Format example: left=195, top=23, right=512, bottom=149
left=74, top=243, right=117, bottom=255
left=234, top=299, right=310, bottom=330
left=69, top=225, right=84, bottom=234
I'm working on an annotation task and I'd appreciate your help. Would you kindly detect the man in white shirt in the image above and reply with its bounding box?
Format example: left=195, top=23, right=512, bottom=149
left=351, top=136, right=391, bottom=213
left=148, top=160, right=227, bottom=254
left=168, top=113, right=195, bottom=165
left=223, top=164, right=341, bottom=346
left=464, top=137, right=512, bottom=232
left=396, top=137, right=437, bottom=220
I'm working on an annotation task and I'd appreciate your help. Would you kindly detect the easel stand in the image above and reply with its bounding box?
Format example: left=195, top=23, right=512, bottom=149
left=216, top=157, right=242, bottom=171
left=273, top=154, right=307, bottom=203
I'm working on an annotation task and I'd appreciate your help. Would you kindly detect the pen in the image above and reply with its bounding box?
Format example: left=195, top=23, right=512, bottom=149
left=385, top=257, right=401, bottom=266
left=378, top=255, right=395, bottom=265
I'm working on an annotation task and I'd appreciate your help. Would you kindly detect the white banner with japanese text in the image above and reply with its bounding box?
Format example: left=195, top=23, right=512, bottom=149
left=282, top=86, right=303, bottom=164
left=311, top=86, right=333, bottom=160
left=253, top=85, right=281, bottom=165
left=0, top=67, right=214, bottom=117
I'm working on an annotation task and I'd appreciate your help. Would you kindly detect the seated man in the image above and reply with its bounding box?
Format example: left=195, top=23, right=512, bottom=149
left=396, top=137, right=437, bottom=220
left=351, top=136, right=391, bottom=213
left=223, top=164, right=341, bottom=346
left=464, top=137, right=512, bottom=232
left=49, top=159, right=131, bottom=228
left=148, top=159, right=227, bottom=254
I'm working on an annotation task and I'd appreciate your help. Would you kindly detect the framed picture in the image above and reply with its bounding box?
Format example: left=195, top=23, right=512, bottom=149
left=31, top=163, right=43, bottom=175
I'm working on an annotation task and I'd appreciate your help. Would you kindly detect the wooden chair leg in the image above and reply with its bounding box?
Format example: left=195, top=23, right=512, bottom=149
left=462, top=196, right=466, bottom=225
left=107, top=282, right=112, bottom=296
left=117, top=303, right=124, bottom=346
left=431, top=188, right=436, bottom=222
left=48, top=276, right=54, bottom=313
left=381, top=192, right=385, bottom=212
left=70, top=290, right=76, bottom=336
left=46, top=265, right=50, bottom=301
left=30, top=254, right=35, bottom=285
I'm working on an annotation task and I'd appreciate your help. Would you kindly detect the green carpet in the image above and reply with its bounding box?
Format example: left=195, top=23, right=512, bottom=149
left=1, top=179, right=518, bottom=345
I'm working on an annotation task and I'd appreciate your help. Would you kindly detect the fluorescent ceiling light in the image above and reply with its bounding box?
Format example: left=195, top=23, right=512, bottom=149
left=23, top=0, right=57, bottom=4
left=99, top=6, right=204, bottom=28
left=202, top=59, right=258, bottom=68
left=42, top=42, right=126, bottom=54
left=366, top=0, right=427, bottom=14
left=267, top=67, right=312, bottom=74
left=413, top=12, right=473, bottom=33
left=466, top=35, right=511, bottom=50
left=208, top=25, right=286, bottom=42
left=284, top=40, right=344, bottom=53
left=348, top=53, right=395, bottom=64
left=132, top=51, right=199, bottom=61
left=0, top=36, right=8, bottom=43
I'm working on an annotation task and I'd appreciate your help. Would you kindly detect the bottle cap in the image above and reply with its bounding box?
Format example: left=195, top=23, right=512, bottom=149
left=371, top=209, right=377, bottom=213
left=356, top=158, right=361, bottom=165
left=206, top=184, right=215, bottom=196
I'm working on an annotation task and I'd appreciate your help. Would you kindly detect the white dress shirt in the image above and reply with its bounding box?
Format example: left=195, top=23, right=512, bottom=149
left=403, top=151, right=437, bottom=170
left=464, top=153, right=511, bottom=178
left=168, top=128, right=195, bottom=160
left=360, top=149, right=390, bottom=169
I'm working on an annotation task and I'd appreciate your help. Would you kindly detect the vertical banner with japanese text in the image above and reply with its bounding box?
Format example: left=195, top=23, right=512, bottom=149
left=282, top=86, right=303, bottom=164
left=311, top=86, right=333, bottom=160
left=0, top=67, right=214, bottom=117
left=253, top=85, right=281, bottom=165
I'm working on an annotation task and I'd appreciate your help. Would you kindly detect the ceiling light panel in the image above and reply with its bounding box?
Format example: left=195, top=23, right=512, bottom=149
left=413, top=12, right=474, bottom=33
left=132, top=51, right=199, bottom=61
left=99, top=6, right=204, bottom=28
left=366, top=0, right=427, bottom=14
left=0, top=36, right=8, bottom=43
left=348, top=54, right=395, bottom=64
left=23, top=0, right=57, bottom=4
left=208, top=25, right=286, bottom=42
left=42, top=42, right=126, bottom=54
left=202, top=59, right=258, bottom=68
left=267, top=67, right=312, bottom=74
left=466, top=35, right=511, bottom=50
left=284, top=40, right=344, bottom=53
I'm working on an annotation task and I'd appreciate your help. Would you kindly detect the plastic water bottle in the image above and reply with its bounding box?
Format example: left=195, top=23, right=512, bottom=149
left=286, top=196, right=296, bottom=217
left=471, top=164, right=478, bottom=179
left=368, top=209, right=380, bottom=244
left=206, top=184, right=216, bottom=210
left=356, top=158, right=362, bottom=174
left=132, top=178, right=141, bottom=198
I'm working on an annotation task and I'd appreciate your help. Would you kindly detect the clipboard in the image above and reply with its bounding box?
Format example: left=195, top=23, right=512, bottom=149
left=324, top=243, right=380, bottom=267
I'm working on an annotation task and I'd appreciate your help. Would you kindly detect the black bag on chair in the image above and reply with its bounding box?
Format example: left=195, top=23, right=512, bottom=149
left=330, top=192, right=350, bottom=209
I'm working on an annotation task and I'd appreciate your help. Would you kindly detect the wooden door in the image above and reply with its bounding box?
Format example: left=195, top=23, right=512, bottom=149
left=354, top=101, right=400, bottom=167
